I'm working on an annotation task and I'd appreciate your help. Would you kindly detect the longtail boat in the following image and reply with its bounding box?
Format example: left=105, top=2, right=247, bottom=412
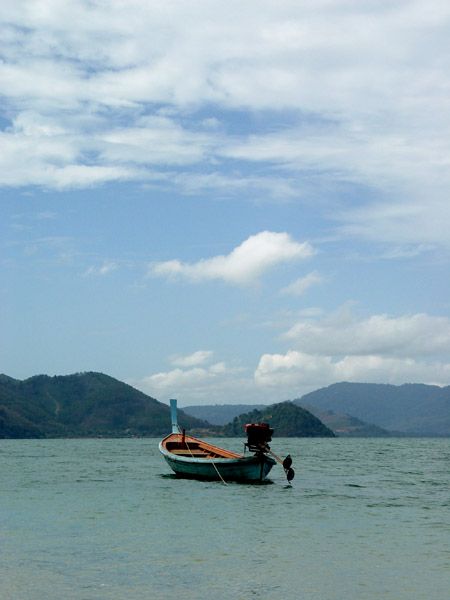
left=159, top=399, right=294, bottom=483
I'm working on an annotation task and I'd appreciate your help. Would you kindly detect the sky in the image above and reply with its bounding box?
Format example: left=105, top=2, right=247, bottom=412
left=1, top=0, right=450, bottom=406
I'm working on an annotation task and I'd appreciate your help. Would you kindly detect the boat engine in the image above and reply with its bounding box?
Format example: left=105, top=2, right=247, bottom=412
left=245, top=423, right=274, bottom=453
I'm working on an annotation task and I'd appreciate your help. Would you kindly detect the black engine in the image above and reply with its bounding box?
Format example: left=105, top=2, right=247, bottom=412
left=245, top=423, right=274, bottom=453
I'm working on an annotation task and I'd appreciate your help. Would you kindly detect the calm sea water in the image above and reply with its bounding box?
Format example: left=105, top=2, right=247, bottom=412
left=1, top=438, right=449, bottom=600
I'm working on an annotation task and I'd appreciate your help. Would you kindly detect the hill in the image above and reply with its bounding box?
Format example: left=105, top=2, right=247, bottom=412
left=0, top=372, right=207, bottom=438
left=184, top=401, right=392, bottom=436
left=297, top=404, right=392, bottom=437
left=6, top=373, right=443, bottom=438
left=297, top=382, right=450, bottom=436
left=183, top=403, right=267, bottom=425
left=220, top=402, right=335, bottom=437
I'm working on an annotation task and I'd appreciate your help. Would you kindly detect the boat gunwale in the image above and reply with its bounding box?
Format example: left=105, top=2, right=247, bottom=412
left=160, top=432, right=244, bottom=460
left=159, top=447, right=275, bottom=465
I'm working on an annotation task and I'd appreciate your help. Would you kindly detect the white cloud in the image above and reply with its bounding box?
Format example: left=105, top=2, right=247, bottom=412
left=99, top=115, right=214, bottom=166
left=169, top=350, right=214, bottom=367
left=1, top=0, right=449, bottom=248
left=130, top=361, right=250, bottom=404
left=0, top=121, right=138, bottom=188
left=252, top=305, right=450, bottom=398
left=281, top=306, right=450, bottom=358
left=254, top=350, right=450, bottom=396
left=148, top=232, right=315, bottom=286
left=131, top=304, right=450, bottom=404
left=280, top=271, right=323, bottom=296
left=334, top=195, right=450, bottom=247
left=132, top=345, right=450, bottom=406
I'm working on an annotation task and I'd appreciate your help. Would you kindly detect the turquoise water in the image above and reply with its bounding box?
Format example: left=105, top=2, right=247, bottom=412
left=1, top=438, right=449, bottom=599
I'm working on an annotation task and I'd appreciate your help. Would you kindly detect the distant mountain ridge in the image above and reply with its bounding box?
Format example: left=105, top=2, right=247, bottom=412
left=2, top=374, right=447, bottom=438
left=184, top=401, right=393, bottom=436
left=296, top=382, right=450, bottom=436
left=184, top=382, right=449, bottom=437
left=0, top=372, right=334, bottom=439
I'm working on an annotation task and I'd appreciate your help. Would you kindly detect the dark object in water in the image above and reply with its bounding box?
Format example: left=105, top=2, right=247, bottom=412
left=286, top=467, right=295, bottom=482
left=283, top=454, right=292, bottom=470
left=283, top=455, right=295, bottom=482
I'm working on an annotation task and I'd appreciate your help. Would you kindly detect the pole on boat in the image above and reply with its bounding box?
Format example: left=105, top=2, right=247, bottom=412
left=170, top=398, right=179, bottom=434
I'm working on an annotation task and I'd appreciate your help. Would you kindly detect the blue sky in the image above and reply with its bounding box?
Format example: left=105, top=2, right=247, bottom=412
left=1, top=0, right=450, bottom=405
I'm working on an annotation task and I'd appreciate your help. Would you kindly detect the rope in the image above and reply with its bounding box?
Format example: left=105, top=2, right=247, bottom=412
left=182, top=433, right=227, bottom=484
left=183, top=436, right=195, bottom=458
left=208, top=456, right=227, bottom=485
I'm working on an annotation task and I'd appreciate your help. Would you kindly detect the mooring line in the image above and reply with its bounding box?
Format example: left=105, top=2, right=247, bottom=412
left=180, top=432, right=226, bottom=484
left=208, top=456, right=227, bottom=485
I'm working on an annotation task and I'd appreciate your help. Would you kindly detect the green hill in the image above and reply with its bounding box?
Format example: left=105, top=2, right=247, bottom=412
left=298, top=382, right=450, bottom=436
left=184, top=401, right=390, bottom=437
left=0, top=373, right=338, bottom=439
left=297, top=404, right=392, bottom=437
left=0, top=372, right=207, bottom=438
left=220, top=401, right=335, bottom=437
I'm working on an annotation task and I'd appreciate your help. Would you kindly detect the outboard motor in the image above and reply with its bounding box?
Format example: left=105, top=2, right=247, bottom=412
left=245, top=422, right=295, bottom=483
left=245, top=423, right=274, bottom=453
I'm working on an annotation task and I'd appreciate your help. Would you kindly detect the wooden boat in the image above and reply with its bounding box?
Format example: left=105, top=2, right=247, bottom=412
left=159, top=399, right=276, bottom=482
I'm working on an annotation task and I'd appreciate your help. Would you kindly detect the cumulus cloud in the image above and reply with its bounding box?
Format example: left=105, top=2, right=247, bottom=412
left=281, top=306, right=450, bottom=358
left=130, top=361, right=250, bottom=404
left=131, top=303, right=450, bottom=404
left=251, top=305, right=450, bottom=398
left=254, top=350, right=450, bottom=393
left=148, top=232, right=315, bottom=286
left=132, top=346, right=450, bottom=406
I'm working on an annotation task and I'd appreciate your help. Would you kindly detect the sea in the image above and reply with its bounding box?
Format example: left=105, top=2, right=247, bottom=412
left=1, top=437, right=449, bottom=600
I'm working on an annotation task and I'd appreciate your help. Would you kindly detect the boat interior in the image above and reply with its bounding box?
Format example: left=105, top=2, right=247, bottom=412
left=164, top=433, right=242, bottom=459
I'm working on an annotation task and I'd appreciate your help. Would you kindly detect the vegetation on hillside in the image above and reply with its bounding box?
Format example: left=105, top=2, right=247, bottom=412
left=0, top=372, right=337, bottom=439
left=298, top=382, right=450, bottom=436
left=220, top=401, right=335, bottom=437
left=297, top=404, right=392, bottom=437
left=8, top=373, right=443, bottom=439
left=0, top=372, right=207, bottom=438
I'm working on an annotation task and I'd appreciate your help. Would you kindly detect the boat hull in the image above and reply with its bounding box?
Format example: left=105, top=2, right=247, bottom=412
left=159, top=441, right=276, bottom=482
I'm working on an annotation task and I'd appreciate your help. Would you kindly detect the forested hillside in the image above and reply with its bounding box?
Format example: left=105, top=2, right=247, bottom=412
left=220, top=402, right=335, bottom=437
left=0, top=372, right=206, bottom=438
left=297, top=382, right=450, bottom=436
